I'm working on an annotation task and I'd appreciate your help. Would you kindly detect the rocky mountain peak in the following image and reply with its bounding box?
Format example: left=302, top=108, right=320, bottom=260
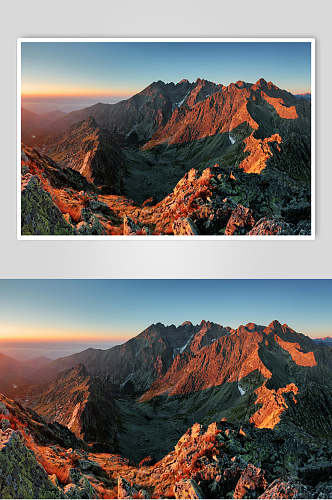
left=198, top=319, right=214, bottom=331
left=245, top=322, right=260, bottom=331
left=267, top=319, right=283, bottom=329
left=181, top=320, right=193, bottom=327
left=255, top=77, right=268, bottom=87
left=178, top=78, right=190, bottom=85
left=152, top=321, right=166, bottom=329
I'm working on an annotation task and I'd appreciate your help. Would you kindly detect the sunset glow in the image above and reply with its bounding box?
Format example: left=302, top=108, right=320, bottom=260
left=0, top=321, right=130, bottom=344
left=0, top=281, right=330, bottom=350
left=21, top=87, right=137, bottom=99
left=20, top=41, right=311, bottom=113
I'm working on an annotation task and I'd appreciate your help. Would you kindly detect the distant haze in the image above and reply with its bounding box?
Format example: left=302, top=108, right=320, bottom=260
left=0, top=280, right=331, bottom=348
left=21, top=95, right=131, bottom=114
left=0, top=341, right=121, bottom=361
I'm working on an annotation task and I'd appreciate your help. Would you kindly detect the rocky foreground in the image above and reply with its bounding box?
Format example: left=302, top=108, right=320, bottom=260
left=21, top=146, right=310, bottom=236
left=0, top=396, right=331, bottom=499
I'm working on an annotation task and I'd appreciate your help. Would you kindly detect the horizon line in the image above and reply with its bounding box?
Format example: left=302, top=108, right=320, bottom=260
left=21, top=79, right=311, bottom=101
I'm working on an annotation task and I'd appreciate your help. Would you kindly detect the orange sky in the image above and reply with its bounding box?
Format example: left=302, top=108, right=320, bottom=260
left=21, top=81, right=138, bottom=98
left=0, top=321, right=326, bottom=343
left=0, top=321, right=131, bottom=344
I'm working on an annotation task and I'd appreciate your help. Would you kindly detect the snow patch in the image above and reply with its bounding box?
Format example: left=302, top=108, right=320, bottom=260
left=175, top=89, right=191, bottom=108
left=238, top=383, right=246, bottom=396
left=120, top=372, right=135, bottom=389
left=229, top=133, right=236, bottom=145
left=179, top=333, right=195, bottom=354
left=68, top=403, right=81, bottom=429
left=80, top=151, right=91, bottom=174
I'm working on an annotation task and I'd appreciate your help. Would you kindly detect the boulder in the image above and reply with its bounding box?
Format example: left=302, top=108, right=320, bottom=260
left=225, top=204, right=255, bottom=235
left=118, top=476, right=139, bottom=499
left=0, top=429, right=62, bottom=498
left=234, top=463, right=268, bottom=498
left=0, top=402, right=9, bottom=416
left=88, top=199, right=112, bottom=215
left=67, top=468, right=98, bottom=498
left=123, top=216, right=150, bottom=235
left=1, top=418, right=10, bottom=431
left=174, top=479, right=204, bottom=499
left=173, top=217, right=199, bottom=235
left=248, top=217, right=294, bottom=235
left=259, top=478, right=312, bottom=499
left=78, top=459, right=103, bottom=475
left=21, top=175, right=74, bottom=236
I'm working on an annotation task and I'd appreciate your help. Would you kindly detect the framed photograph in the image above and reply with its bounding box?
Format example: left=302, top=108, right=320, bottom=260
left=17, top=38, right=315, bottom=239
left=0, top=278, right=331, bottom=499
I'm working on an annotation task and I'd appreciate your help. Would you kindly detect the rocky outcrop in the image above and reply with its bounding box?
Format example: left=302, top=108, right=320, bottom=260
left=120, top=418, right=332, bottom=499
left=64, top=468, right=98, bottom=498
left=239, top=133, right=282, bottom=174
left=259, top=478, right=312, bottom=499
left=118, top=476, right=139, bottom=499
left=249, top=218, right=293, bottom=235
left=0, top=394, right=102, bottom=498
left=172, top=217, right=199, bottom=235
left=233, top=463, right=268, bottom=498
left=30, top=364, right=121, bottom=452
left=123, top=216, right=150, bottom=235
left=0, top=429, right=63, bottom=498
left=250, top=384, right=299, bottom=429
left=174, top=479, right=203, bottom=498
left=21, top=175, right=75, bottom=236
left=99, top=159, right=311, bottom=236
left=46, top=117, right=125, bottom=192
left=225, top=204, right=255, bottom=235
left=76, top=208, right=106, bottom=235
left=21, top=145, right=124, bottom=236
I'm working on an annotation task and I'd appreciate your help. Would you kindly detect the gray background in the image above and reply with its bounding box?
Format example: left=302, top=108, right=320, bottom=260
left=1, top=0, right=330, bottom=278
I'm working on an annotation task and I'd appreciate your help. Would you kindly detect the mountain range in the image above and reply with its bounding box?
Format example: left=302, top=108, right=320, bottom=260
left=314, top=336, right=332, bottom=346
left=21, top=77, right=312, bottom=236
left=0, top=319, right=331, bottom=498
